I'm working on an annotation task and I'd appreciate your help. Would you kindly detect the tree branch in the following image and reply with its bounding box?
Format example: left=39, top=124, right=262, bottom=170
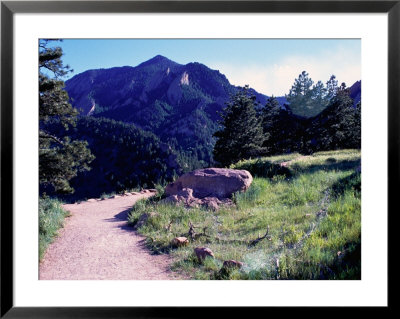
left=39, top=131, right=64, bottom=145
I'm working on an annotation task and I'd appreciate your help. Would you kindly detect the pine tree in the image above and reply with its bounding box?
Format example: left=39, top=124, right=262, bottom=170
left=213, top=86, right=265, bottom=167
left=286, top=71, right=334, bottom=118
left=310, top=80, right=328, bottom=115
left=326, top=75, right=339, bottom=100
left=39, top=39, right=94, bottom=194
left=308, top=83, right=361, bottom=151
left=261, top=96, right=283, bottom=155
left=286, top=71, right=314, bottom=117
left=330, top=83, right=361, bottom=149
left=353, top=101, right=361, bottom=147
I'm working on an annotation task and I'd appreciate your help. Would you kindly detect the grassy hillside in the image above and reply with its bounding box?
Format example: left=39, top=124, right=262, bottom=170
left=128, top=149, right=361, bottom=280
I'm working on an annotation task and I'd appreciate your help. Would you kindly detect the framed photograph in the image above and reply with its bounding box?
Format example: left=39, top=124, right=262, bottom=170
left=1, top=0, right=396, bottom=316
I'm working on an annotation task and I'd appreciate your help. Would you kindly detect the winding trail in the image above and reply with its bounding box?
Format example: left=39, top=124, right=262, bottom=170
left=39, top=191, right=181, bottom=280
left=280, top=155, right=311, bottom=167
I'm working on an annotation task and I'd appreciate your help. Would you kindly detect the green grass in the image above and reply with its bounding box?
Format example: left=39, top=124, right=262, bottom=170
left=128, top=149, right=361, bottom=280
left=39, top=196, right=70, bottom=261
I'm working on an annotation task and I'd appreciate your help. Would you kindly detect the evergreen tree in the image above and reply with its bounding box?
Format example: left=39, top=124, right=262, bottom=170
left=213, top=86, right=265, bottom=167
left=261, top=96, right=283, bottom=155
left=39, top=39, right=94, bottom=194
left=331, top=83, right=361, bottom=149
left=310, top=80, right=328, bottom=114
left=326, top=75, right=339, bottom=100
left=286, top=71, right=334, bottom=118
left=286, top=71, right=314, bottom=117
left=307, top=83, right=361, bottom=151
left=353, top=101, right=361, bottom=147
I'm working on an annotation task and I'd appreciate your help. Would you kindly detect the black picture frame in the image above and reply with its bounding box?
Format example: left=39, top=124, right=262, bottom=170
left=1, top=1, right=396, bottom=317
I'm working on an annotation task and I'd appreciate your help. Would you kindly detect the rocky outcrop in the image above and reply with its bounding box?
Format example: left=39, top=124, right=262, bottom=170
left=163, top=168, right=252, bottom=210
left=180, top=72, right=189, bottom=85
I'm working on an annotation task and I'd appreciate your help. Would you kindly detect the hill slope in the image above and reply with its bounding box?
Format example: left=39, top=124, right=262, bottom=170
left=42, top=116, right=180, bottom=201
left=65, top=55, right=271, bottom=167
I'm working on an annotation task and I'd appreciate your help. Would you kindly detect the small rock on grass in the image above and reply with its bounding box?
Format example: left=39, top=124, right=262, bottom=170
left=171, top=237, right=189, bottom=247
left=194, top=247, right=214, bottom=261
left=223, top=260, right=243, bottom=269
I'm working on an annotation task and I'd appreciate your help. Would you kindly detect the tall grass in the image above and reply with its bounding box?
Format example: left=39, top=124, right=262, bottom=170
left=128, top=149, right=361, bottom=279
left=39, top=196, right=70, bottom=261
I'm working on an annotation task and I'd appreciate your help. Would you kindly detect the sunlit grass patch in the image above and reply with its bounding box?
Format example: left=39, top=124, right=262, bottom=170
left=128, top=149, right=361, bottom=279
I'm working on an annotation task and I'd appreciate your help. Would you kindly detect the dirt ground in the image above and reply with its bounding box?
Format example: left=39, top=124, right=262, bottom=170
left=39, top=192, right=181, bottom=280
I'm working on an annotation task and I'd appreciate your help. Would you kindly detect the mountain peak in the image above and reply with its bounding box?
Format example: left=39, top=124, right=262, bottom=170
left=151, top=54, right=169, bottom=62
left=139, top=55, right=178, bottom=67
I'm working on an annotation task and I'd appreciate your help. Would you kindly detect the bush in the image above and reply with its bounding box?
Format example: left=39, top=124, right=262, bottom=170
left=231, top=158, right=292, bottom=178
left=39, top=196, right=70, bottom=261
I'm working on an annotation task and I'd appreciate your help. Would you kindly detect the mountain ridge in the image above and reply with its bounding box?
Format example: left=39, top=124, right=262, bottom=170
left=65, top=55, right=272, bottom=117
left=65, top=55, right=271, bottom=167
left=65, top=55, right=360, bottom=168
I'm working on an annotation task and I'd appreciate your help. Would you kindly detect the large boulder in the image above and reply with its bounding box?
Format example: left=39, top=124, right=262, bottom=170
left=165, top=168, right=253, bottom=199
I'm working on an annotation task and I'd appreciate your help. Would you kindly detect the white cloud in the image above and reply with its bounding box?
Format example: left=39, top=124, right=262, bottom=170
left=209, top=46, right=361, bottom=96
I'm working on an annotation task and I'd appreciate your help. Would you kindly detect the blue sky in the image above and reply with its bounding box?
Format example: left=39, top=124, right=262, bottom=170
left=58, top=39, right=361, bottom=96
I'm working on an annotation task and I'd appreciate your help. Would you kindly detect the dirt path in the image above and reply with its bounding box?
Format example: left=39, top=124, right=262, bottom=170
left=280, top=155, right=312, bottom=167
left=39, top=191, right=181, bottom=280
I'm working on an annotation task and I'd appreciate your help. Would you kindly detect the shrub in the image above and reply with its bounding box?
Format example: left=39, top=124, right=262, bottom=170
left=231, top=158, right=291, bottom=178
left=39, top=196, right=70, bottom=261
